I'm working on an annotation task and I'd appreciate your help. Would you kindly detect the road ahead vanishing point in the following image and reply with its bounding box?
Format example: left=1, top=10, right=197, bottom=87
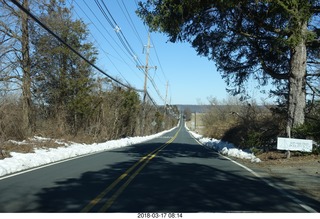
left=0, top=121, right=318, bottom=213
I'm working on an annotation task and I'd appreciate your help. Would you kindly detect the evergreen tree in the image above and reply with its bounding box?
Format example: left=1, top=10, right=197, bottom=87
left=137, top=0, right=320, bottom=137
left=31, top=0, right=97, bottom=134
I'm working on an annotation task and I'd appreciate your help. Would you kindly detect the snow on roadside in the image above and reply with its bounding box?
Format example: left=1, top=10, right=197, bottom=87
left=0, top=123, right=261, bottom=178
left=0, top=127, right=176, bottom=178
left=186, top=125, right=261, bottom=163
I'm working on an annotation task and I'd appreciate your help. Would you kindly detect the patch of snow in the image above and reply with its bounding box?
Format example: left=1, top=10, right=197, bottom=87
left=32, top=136, right=52, bottom=141
left=8, top=140, right=29, bottom=145
left=186, top=124, right=261, bottom=163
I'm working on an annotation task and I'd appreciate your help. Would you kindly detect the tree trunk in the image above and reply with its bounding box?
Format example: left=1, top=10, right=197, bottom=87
left=21, top=0, right=33, bottom=137
left=287, top=23, right=307, bottom=138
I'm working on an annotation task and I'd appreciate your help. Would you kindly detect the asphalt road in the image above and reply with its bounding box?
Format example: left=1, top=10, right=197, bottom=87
left=0, top=121, right=318, bottom=213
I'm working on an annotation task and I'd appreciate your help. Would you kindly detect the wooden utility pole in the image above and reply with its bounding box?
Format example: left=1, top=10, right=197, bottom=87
left=194, top=112, right=197, bottom=131
left=143, top=33, right=151, bottom=104
left=137, top=33, right=157, bottom=135
left=165, top=81, right=169, bottom=106
left=164, top=81, right=169, bottom=117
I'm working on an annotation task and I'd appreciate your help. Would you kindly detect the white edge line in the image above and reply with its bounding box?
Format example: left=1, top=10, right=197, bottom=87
left=0, top=151, right=101, bottom=181
left=187, top=130, right=318, bottom=213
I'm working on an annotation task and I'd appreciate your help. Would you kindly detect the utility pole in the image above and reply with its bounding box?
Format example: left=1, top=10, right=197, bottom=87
left=165, top=81, right=169, bottom=107
left=137, top=32, right=157, bottom=135
left=143, top=32, right=151, bottom=104
left=194, top=111, right=197, bottom=131
left=164, top=81, right=169, bottom=117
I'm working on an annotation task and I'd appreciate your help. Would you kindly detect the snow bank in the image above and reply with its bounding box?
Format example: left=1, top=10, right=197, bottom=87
left=186, top=125, right=261, bottom=163
left=0, top=128, right=175, bottom=177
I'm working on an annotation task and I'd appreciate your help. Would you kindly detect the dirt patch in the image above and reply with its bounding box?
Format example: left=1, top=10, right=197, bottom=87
left=236, top=151, right=320, bottom=206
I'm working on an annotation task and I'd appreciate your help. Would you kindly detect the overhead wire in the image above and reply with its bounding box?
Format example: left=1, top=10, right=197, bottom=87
left=150, top=36, right=168, bottom=83
left=71, top=0, right=142, bottom=85
left=94, top=0, right=132, bottom=58
left=82, top=0, right=138, bottom=67
left=93, top=0, right=164, bottom=106
left=117, top=0, right=144, bottom=48
left=81, top=1, right=144, bottom=84
left=10, top=0, right=166, bottom=107
left=8, top=0, right=143, bottom=92
left=80, top=1, right=125, bottom=60
left=96, top=0, right=144, bottom=68
left=74, top=0, right=160, bottom=107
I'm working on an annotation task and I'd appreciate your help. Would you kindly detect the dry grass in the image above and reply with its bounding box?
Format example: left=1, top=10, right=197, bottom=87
left=0, top=137, right=70, bottom=159
left=185, top=113, right=206, bottom=135
left=0, top=99, right=26, bottom=141
left=201, top=101, right=284, bottom=150
left=255, top=151, right=319, bottom=161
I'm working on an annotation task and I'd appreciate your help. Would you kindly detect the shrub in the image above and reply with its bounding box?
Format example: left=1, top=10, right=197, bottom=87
left=218, top=101, right=284, bottom=151
left=292, top=100, right=320, bottom=152
left=0, top=98, right=26, bottom=141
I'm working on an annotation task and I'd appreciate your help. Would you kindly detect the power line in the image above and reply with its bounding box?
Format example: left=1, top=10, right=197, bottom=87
left=93, top=0, right=168, bottom=105
left=9, top=0, right=143, bottom=92
left=70, top=0, right=142, bottom=85
left=9, top=0, right=166, bottom=109
left=81, top=0, right=134, bottom=64
left=77, top=0, right=163, bottom=107
left=150, top=35, right=168, bottom=83
left=12, top=0, right=170, bottom=109
left=96, top=0, right=143, bottom=67
left=117, top=0, right=144, bottom=47
left=79, top=1, right=144, bottom=83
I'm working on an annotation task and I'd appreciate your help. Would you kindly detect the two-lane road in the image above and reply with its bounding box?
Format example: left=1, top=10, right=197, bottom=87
left=0, top=121, right=318, bottom=212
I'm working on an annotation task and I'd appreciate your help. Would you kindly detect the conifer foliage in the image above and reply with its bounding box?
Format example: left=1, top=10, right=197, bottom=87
left=137, top=0, right=320, bottom=136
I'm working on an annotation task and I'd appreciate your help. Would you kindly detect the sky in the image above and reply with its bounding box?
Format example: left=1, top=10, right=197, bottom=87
left=67, top=0, right=271, bottom=105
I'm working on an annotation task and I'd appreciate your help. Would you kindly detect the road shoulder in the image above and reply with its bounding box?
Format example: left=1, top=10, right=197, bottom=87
left=235, top=154, right=320, bottom=209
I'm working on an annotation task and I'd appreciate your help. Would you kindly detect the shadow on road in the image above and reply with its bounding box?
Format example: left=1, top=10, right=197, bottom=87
left=31, top=140, right=320, bottom=213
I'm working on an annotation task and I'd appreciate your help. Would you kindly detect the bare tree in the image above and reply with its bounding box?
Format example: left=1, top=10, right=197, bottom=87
left=0, top=0, right=33, bottom=136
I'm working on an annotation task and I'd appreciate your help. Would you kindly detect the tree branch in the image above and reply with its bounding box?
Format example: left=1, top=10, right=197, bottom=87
left=0, top=75, right=21, bottom=82
left=307, top=72, right=320, bottom=77
left=307, top=61, right=320, bottom=65
left=253, top=41, right=289, bottom=80
left=311, top=6, right=320, bottom=13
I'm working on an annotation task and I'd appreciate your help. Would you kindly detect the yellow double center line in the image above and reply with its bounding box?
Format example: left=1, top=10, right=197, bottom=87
left=81, top=126, right=181, bottom=212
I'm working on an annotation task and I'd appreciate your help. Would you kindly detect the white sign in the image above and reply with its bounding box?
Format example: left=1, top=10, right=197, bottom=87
left=277, top=137, right=313, bottom=152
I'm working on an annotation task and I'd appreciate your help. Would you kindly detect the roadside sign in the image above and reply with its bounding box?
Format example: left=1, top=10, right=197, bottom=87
left=277, top=137, right=313, bottom=152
